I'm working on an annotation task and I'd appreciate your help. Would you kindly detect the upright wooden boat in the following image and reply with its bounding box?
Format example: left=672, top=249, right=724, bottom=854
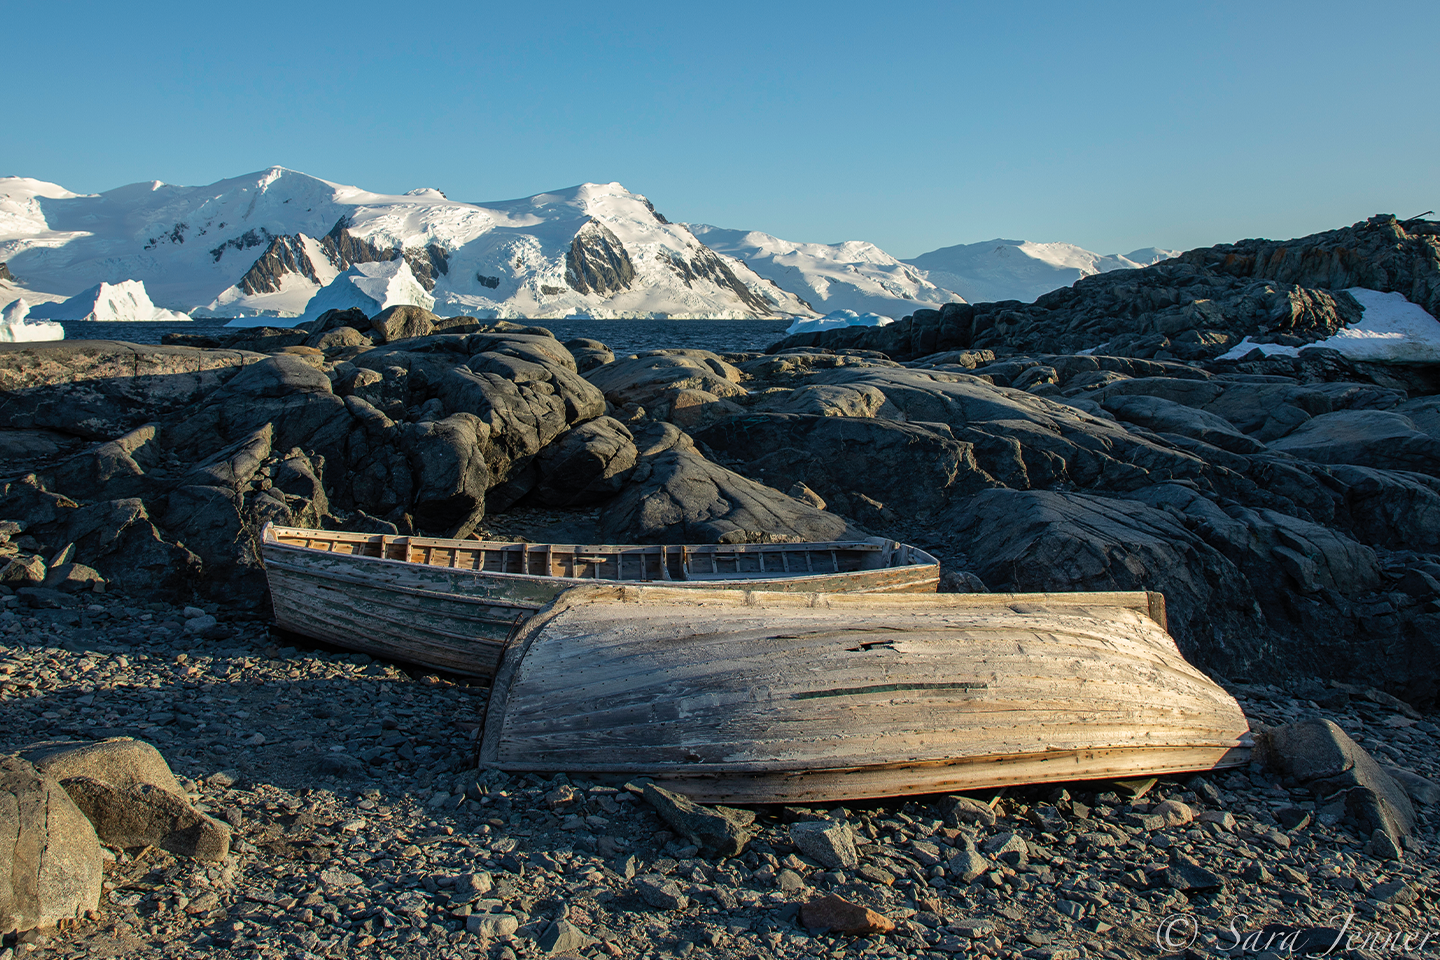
left=259, top=524, right=939, bottom=677
left=478, top=585, right=1251, bottom=803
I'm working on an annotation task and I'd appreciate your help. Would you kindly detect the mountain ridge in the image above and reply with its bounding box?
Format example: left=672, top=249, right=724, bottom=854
left=0, top=166, right=1170, bottom=319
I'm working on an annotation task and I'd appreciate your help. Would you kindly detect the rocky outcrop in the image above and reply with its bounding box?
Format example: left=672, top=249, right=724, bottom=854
left=235, top=235, right=330, bottom=295
left=770, top=215, right=1440, bottom=362
left=565, top=219, right=636, bottom=296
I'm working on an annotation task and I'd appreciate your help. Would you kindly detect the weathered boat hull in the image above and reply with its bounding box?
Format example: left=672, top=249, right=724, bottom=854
left=260, top=525, right=939, bottom=677
left=478, top=586, right=1251, bottom=803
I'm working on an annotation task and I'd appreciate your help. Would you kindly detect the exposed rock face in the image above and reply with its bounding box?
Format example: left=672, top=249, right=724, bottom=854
left=236, top=235, right=330, bottom=295
left=0, top=262, right=13, bottom=283
left=770, top=215, right=1440, bottom=361
left=564, top=219, right=636, bottom=296
left=667, top=244, right=773, bottom=314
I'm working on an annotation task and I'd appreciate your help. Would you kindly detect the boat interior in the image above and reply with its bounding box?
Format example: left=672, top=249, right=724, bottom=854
left=266, top=526, right=926, bottom=582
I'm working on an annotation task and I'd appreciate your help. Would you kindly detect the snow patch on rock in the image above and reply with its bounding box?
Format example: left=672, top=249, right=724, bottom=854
left=1219, top=289, right=1440, bottom=363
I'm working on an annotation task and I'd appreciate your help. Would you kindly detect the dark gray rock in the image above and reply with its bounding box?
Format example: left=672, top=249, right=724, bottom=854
left=597, top=446, right=856, bottom=545
left=694, top=413, right=996, bottom=524
left=789, top=819, right=858, bottom=870
left=941, top=488, right=1267, bottom=672
left=1258, top=718, right=1415, bottom=855
left=641, top=782, right=754, bottom=857
left=530, top=417, right=637, bottom=508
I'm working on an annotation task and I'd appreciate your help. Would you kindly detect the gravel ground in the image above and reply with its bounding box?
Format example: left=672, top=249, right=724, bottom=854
left=2, top=574, right=1438, bottom=960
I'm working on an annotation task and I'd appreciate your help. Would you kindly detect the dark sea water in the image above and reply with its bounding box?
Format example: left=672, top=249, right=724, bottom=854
left=60, top=318, right=795, bottom=356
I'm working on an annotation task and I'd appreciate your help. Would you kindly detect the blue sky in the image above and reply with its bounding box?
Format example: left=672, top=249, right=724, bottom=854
left=8, top=1, right=1437, bottom=258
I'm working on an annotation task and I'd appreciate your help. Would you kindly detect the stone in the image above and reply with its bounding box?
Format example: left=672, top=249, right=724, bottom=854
left=530, top=417, right=637, bottom=508
left=776, top=868, right=806, bottom=893
left=979, top=832, right=1027, bottom=867
left=0, top=756, right=102, bottom=935
left=369, top=304, right=439, bottom=344
left=946, top=849, right=991, bottom=883
left=789, top=819, right=859, bottom=870
left=797, top=894, right=895, bottom=935
left=598, top=446, right=857, bottom=545
left=454, top=872, right=493, bottom=901
left=940, top=795, right=998, bottom=828
left=641, top=783, right=754, bottom=857
left=59, top=777, right=231, bottom=861
left=1151, top=800, right=1194, bottom=827
left=537, top=918, right=595, bottom=955
left=0, top=555, right=45, bottom=586
left=1367, top=879, right=1417, bottom=905
left=633, top=873, right=688, bottom=911
left=1163, top=853, right=1224, bottom=891
left=1259, top=719, right=1415, bottom=850
left=19, top=737, right=186, bottom=797
left=1383, top=765, right=1440, bottom=805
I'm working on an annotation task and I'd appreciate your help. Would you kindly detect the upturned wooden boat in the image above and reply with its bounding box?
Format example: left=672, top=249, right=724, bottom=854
left=478, top=585, right=1251, bottom=803
left=259, top=523, right=939, bottom=677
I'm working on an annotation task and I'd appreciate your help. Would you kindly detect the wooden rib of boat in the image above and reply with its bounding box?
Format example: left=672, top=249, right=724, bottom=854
left=259, top=523, right=939, bottom=677
left=478, top=585, right=1251, bottom=803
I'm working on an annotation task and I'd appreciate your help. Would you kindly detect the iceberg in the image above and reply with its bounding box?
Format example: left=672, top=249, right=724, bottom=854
left=278, top=259, right=436, bottom=328
left=1219, top=289, right=1440, bottom=364
left=785, top=309, right=894, bottom=336
left=0, top=299, right=65, bottom=342
left=26, top=280, right=191, bottom=323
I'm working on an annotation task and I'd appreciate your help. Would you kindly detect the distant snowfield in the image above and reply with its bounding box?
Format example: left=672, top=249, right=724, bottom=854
left=905, top=239, right=1179, bottom=305
left=689, top=225, right=960, bottom=317
left=1219, top=289, right=1440, bottom=363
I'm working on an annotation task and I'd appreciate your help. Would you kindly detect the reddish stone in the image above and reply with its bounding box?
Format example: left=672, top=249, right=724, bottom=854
left=798, top=894, right=896, bottom=935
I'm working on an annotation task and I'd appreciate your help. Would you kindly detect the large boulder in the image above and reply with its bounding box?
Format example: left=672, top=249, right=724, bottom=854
left=584, top=350, right=746, bottom=408
left=0, top=756, right=102, bottom=934
left=1259, top=719, right=1415, bottom=858
left=942, top=488, right=1268, bottom=673
left=694, top=413, right=996, bottom=525
left=599, top=446, right=857, bottom=545
left=19, top=738, right=231, bottom=863
left=530, top=417, right=637, bottom=507
left=369, top=304, right=440, bottom=344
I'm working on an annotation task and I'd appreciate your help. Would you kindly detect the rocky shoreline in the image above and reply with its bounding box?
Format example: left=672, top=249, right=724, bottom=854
left=2, top=584, right=1437, bottom=960
left=3, top=213, right=1440, bottom=957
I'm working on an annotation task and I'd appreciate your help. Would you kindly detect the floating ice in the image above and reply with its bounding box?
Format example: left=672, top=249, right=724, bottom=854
left=281, top=259, right=436, bottom=328
left=785, top=309, right=894, bottom=336
left=0, top=298, right=65, bottom=342
left=27, top=280, right=191, bottom=323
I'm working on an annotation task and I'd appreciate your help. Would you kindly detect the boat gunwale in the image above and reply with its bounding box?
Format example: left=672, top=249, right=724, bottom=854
left=260, top=523, right=942, bottom=591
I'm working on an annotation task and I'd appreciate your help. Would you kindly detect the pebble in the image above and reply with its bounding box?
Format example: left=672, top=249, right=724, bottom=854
left=2, top=586, right=1437, bottom=960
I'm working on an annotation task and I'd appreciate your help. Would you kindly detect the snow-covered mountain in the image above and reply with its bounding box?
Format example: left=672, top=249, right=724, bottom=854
left=0, top=169, right=816, bottom=320
left=905, top=239, right=1180, bottom=305
left=686, top=225, right=963, bottom=317
left=0, top=166, right=1176, bottom=320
